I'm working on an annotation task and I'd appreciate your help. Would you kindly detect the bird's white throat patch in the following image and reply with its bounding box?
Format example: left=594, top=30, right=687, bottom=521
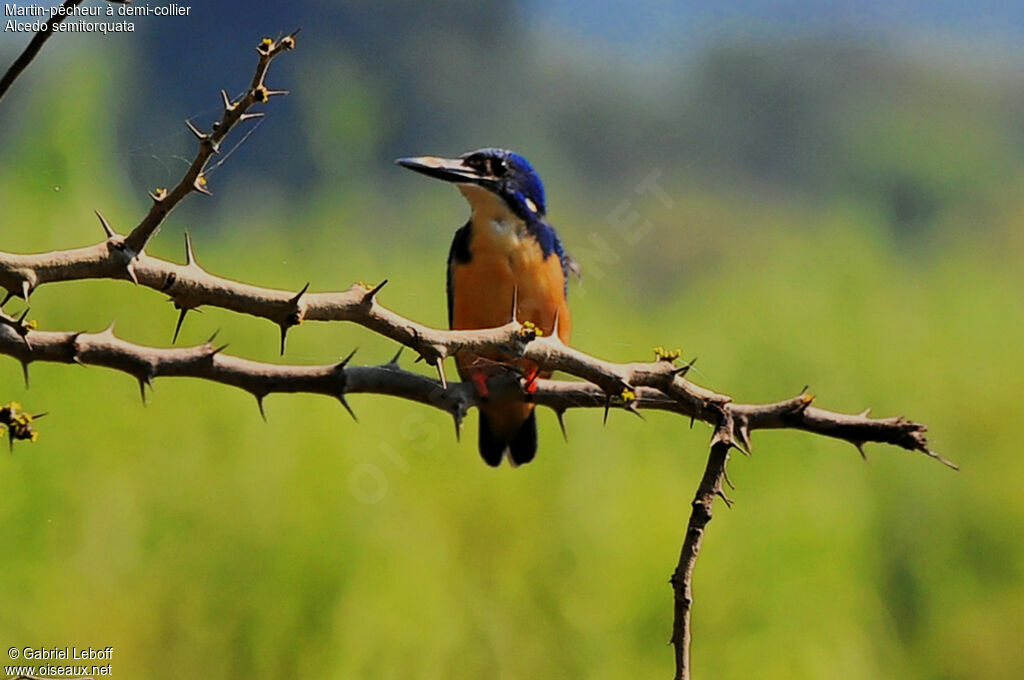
left=458, top=184, right=529, bottom=245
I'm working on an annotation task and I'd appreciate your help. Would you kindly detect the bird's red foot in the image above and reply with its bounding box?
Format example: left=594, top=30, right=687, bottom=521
left=523, top=367, right=540, bottom=394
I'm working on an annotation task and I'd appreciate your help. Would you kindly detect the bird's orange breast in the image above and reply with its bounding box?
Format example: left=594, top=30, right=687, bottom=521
left=450, top=219, right=571, bottom=381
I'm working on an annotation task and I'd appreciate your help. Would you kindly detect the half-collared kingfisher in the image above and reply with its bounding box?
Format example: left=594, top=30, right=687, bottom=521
left=397, top=148, right=574, bottom=467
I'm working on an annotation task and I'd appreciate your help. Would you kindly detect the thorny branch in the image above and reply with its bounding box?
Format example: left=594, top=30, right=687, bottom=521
left=0, top=303, right=949, bottom=467
left=0, top=29, right=296, bottom=307
left=671, top=437, right=731, bottom=680
left=121, top=31, right=297, bottom=257
left=0, top=229, right=958, bottom=466
left=0, top=30, right=956, bottom=680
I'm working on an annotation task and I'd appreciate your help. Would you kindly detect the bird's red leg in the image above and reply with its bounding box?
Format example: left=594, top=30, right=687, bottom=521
left=470, top=371, right=490, bottom=399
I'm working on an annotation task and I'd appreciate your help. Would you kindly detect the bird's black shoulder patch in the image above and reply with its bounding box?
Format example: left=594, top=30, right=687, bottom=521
left=446, top=221, right=472, bottom=328
left=449, top=221, right=472, bottom=264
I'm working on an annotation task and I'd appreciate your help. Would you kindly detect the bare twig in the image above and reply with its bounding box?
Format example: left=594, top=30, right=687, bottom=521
left=0, top=0, right=83, bottom=105
left=0, top=0, right=128, bottom=106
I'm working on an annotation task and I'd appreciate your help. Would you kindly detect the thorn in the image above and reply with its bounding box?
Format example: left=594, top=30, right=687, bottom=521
left=626, top=402, right=646, bottom=421
left=21, top=361, right=30, bottom=388
left=555, top=409, right=569, bottom=442
left=716, top=489, right=734, bottom=508
left=289, top=282, right=311, bottom=305
left=689, top=416, right=695, bottom=429
left=172, top=306, right=189, bottom=344
left=221, top=89, right=235, bottom=111
left=138, top=376, right=152, bottom=405
left=362, top=279, right=388, bottom=304
left=95, top=210, right=116, bottom=238
left=434, top=358, right=448, bottom=389
left=184, top=118, right=206, bottom=141
left=551, top=308, right=561, bottom=338
left=854, top=441, right=867, bottom=461
left=207, top=329, right=221, bottom=345
left=508, top=285, right=519, bottom=323
left=279, top=324, right=289, bottom=356
left=264, top=88, right=290, bottom=98
left=239, top=112, right=265, bottom=122
left=210, top=344, right=229, bottom=356
left=21, top=279, right=31, bottom=300
left=101, top=321, right=117, bottom=337
left=184, top=231, right=197, bottom=266
left=673, top=357, right=697, bottom=377
left=722, top=465, right=736, bottom=490
left=603, top=396, right=612, bottom=425
left=255, top=395, right=267, bottom=422
left=735, top=424, right=752, bottom=456
left=125, top=261, right=139, bottom=285
left=858, top=407, right=872, bottom=418
left=338, top=347, right=358, bottom=368
left=387, top=347, right=403, bottom=366
left=452, top=413, right=462, bottom=442
left=338, top=394, right=358, bottom=422
left=927, top=450, right=959, bottom=471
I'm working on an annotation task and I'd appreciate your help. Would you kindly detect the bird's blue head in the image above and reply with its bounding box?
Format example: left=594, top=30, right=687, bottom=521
left=397, top=148, right=547, bottom=222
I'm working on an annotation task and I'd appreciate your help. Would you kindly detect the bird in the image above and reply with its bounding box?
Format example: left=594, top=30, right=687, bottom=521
left=397, top=148, right=575, bottom=467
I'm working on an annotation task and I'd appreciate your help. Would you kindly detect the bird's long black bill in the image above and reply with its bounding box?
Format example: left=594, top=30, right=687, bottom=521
left=396, top=155, right=490, bottom=185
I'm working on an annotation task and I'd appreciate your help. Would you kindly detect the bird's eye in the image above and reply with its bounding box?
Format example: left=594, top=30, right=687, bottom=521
left=489, top=158, right=509, bottom=178
left=464, top=154, right=487, bottom=171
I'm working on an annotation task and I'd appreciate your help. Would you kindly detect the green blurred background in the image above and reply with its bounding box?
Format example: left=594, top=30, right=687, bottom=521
left=1, top=2, right=1022, bottom=678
